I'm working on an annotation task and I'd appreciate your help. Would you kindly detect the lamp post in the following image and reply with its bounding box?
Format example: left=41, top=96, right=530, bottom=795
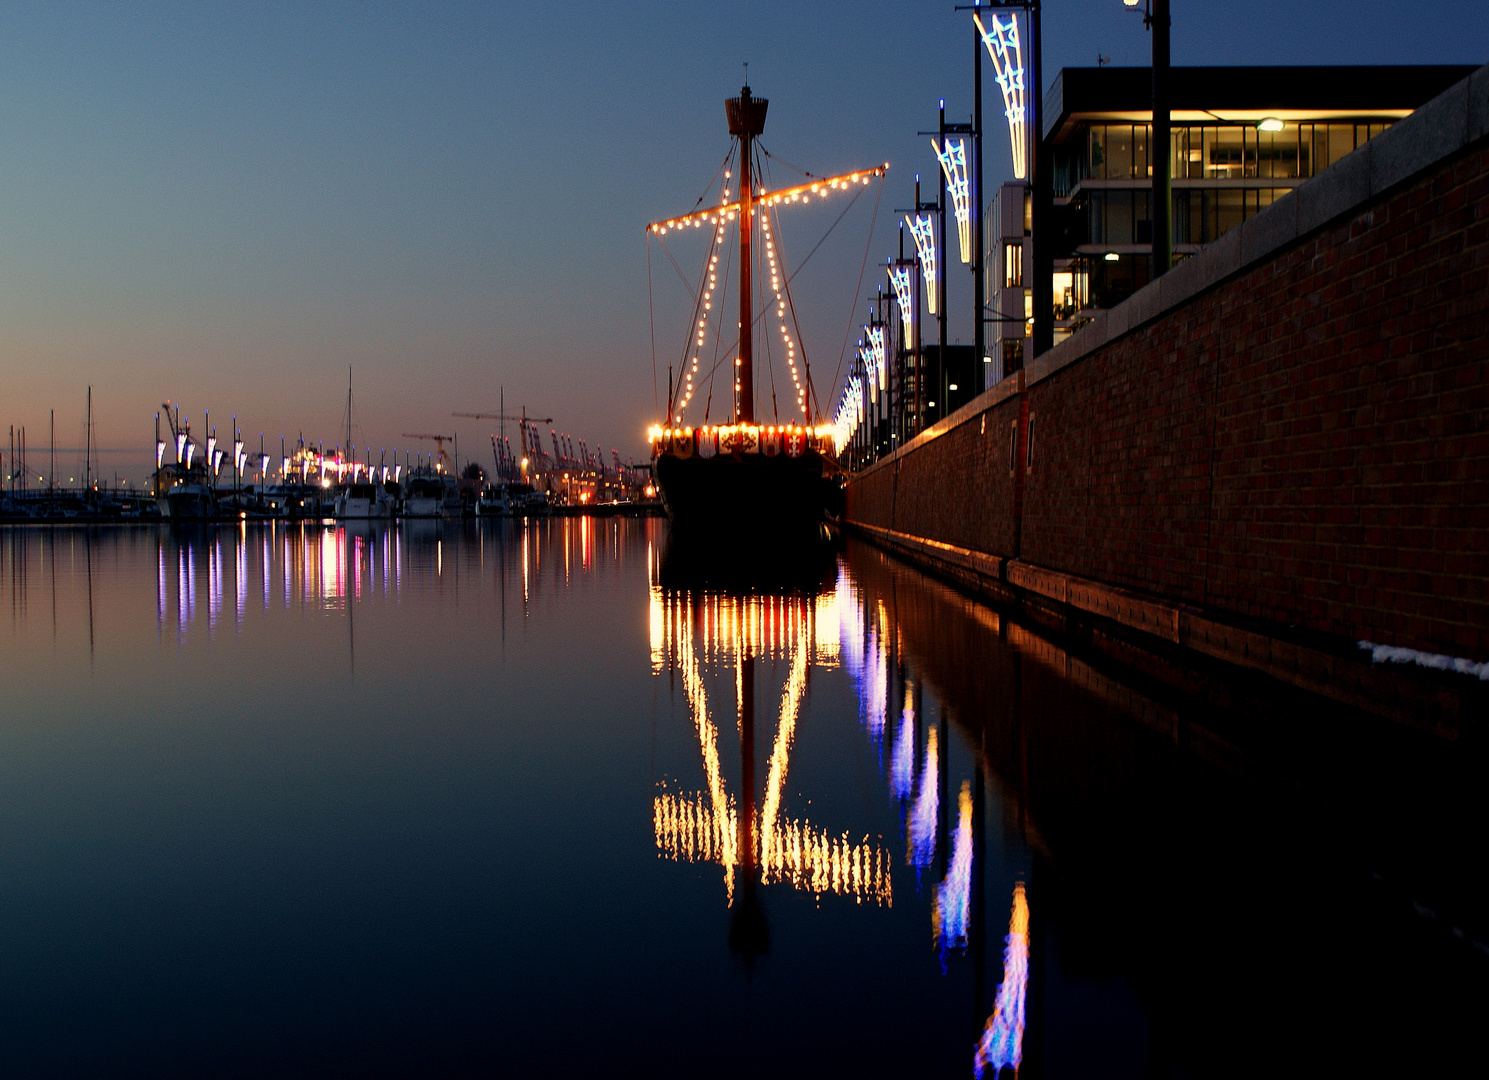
left=1126, top=0, right=1171, bottom=277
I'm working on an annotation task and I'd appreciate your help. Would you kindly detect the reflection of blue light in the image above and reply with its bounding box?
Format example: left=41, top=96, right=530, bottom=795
left=865, top=633, right=887, bottom=743
left=975, top=883, right=1029, bottom=1078
left=934, top=780, right=973, bottom=963
left=907, top=727, right=939, bottom=871
left=890, top=700, right=915, bottom=800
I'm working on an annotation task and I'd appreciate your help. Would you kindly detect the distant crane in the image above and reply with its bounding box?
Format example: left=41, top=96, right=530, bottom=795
left=401, top=432, right=456, bottom=472
left=453, top=396, right=553, bottom=481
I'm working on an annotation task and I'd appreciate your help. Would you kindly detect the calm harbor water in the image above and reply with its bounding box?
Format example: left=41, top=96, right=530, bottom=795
left=0, top=519, right=1484, bottom=1078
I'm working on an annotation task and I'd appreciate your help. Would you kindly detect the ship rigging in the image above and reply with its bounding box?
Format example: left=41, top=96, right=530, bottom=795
left=646, top=82, right=887, bottom=534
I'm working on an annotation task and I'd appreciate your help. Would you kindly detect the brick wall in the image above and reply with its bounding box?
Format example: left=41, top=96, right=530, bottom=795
left=846, top=86, right=1488, bottom=662
left=846, top=390, right=1024, bottom=559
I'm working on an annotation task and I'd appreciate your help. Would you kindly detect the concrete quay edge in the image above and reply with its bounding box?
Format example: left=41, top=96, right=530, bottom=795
left=843, top=519, right=1475, bottom=737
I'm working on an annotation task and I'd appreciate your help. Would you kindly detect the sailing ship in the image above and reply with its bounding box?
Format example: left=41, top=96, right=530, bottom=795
left=646, top=83, right=886, bottom=535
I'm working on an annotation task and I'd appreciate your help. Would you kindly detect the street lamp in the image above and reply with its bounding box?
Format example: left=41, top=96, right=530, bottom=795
left=1124, top=0, right=1171, bottom=276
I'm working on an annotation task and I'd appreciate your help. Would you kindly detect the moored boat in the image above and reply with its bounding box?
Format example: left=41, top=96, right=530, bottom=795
left=334, top=481, right=394, bottom=519
left=644, top=84, right=882, bottom=536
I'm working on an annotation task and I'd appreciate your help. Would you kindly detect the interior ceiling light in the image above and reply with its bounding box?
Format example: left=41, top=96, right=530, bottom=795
left=1257, top=117, right=1284, bottom=132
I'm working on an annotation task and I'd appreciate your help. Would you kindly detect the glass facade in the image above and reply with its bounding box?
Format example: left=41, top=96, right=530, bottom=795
left=1055, top=120, right=1393, bottom=194
left=1045, top=117, right=1398, bottom=319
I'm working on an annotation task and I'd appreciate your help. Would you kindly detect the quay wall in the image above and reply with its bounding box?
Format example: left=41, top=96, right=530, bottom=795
left=845, top=64, right=1489, bottom=723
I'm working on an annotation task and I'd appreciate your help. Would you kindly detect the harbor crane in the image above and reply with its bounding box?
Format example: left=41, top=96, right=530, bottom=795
left=401, top=432, right=456, bottom=471
left=452, top=406, right=553, bottom=481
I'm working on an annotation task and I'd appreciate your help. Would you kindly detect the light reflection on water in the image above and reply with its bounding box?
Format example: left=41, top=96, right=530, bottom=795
left=0, top=521, right=1483, bottom=1078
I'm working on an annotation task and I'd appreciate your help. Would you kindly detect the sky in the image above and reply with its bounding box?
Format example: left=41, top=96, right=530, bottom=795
left=0, top=0, right=1483, bottom=484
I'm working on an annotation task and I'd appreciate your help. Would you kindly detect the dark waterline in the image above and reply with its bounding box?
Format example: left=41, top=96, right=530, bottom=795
left=0, top=520, right=1483, bottom=1078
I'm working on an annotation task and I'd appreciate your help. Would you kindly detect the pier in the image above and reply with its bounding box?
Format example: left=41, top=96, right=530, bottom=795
left=843, top=63, right=1489, bottom=730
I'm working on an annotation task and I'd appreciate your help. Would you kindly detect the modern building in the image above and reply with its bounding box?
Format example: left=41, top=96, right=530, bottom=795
left=987, top=65, right=1476, bottom=386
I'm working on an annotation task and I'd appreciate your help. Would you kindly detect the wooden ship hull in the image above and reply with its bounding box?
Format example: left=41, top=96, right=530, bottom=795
left=654, top=445, right=840, bottom=536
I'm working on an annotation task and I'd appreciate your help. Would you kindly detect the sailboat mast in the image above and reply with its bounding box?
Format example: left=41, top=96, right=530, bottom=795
left=727, top=83, right=767, bottom=425
left=345, top=367, right=353, bottom=463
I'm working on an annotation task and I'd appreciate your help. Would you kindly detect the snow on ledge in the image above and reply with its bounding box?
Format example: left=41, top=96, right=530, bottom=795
left=1358, top=641, right=1489, bottom=681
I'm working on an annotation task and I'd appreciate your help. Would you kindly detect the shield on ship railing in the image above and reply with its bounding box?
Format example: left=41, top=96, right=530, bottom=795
left=696, top=429, right=718, bottom=458
left=672, top=429, right=694, bottom=457
left=761, top=428, right=782, bottom=456
left=784, top=430, right=806, bottom=458
left=735, top=427, right=760, bottom=454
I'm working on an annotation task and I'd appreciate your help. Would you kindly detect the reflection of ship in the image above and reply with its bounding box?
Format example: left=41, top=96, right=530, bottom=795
left=645, top=85, right=886, bottom=534
left=650, top=539, right=894, bottom=949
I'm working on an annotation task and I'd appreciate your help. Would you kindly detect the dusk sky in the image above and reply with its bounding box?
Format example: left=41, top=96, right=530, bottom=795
left=0, top=0, right=1483, bottom=483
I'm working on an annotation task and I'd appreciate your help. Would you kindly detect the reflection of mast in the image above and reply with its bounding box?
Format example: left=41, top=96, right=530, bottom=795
left=653, top=588, right=892, bottom=908
left=729, top=653, right=768, bottom=959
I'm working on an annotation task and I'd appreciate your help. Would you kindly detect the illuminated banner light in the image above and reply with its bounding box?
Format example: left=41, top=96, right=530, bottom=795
left=184, top=441, right=196, bottom=468
left=866, top=325, right=887, bottom=392
left=906, top=215, right=938, bottom=314
left=156, top=441, right=166, bottom=468
left=975, top=12, right=1028, bottom=180
left=975, top=882, right=1030, bottom=1079
left=887, top=263, right=915, bottom=339
left=932, top=137, right=972, bottom=264
left=858, top=344, right=877, bottom=404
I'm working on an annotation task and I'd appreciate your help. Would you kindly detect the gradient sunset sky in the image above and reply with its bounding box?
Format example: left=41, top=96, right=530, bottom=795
left=0, top=0, right=1482, bottom=483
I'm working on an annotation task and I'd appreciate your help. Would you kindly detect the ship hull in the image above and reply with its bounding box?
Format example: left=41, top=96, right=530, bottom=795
left=654, top=451, right=838, bottom=537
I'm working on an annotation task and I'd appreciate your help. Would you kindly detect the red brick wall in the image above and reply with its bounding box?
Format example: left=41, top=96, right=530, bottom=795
left=847, top=142, right=1489, bottom=660
left=846, top=392, right=1024, bottom=559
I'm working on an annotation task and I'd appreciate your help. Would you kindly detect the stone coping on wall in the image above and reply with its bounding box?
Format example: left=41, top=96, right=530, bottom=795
left=852, top=61, right=1489, bottom=483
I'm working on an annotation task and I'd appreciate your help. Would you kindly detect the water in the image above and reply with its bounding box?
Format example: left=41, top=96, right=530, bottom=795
left=0, top=520, right=1483, bottom=1078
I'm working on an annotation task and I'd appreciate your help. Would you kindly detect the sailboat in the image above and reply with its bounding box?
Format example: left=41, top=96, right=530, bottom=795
left=153, top=405, right=217, bottom=520
left=646, top=83, right=886, bottom=535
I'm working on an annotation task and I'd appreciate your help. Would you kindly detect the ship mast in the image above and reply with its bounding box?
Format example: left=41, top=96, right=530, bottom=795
left=727, top=84, right=767, bottom=424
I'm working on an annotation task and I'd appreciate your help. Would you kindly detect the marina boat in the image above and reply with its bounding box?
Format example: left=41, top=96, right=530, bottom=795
left=401, top=470, right=460, bottom=518
left=260, top=482, right=320, bottom=518
left=477, top=481, right=549, bottom=517
left=334, top=481, right=394, bottom=519
left=153, top=409, right=217, bottom=520
left=646, top=83, right=881, bottom=535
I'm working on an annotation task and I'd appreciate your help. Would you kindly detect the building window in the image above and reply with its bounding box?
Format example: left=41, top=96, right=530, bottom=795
left=1004, top=243, right=1023, bottom=288
left=1003, top=339, right=1024, bottom=375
